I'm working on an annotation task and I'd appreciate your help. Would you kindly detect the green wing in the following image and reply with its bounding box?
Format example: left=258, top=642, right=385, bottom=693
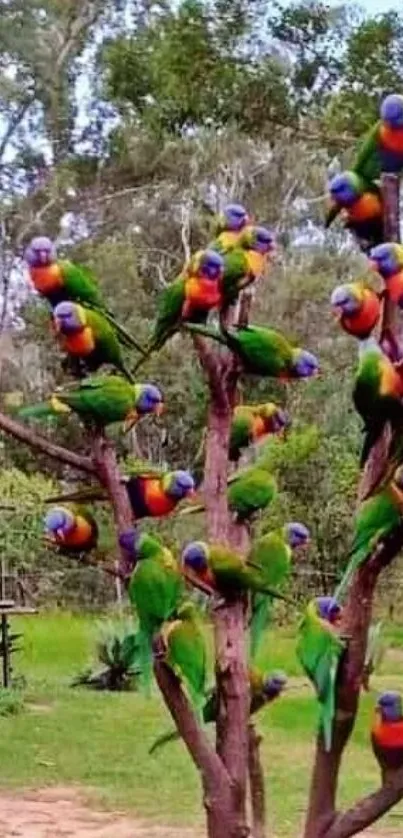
left=58, top=374, right=134, bottom=424
left=229, top=409, right=253, bottom=461
left=297, top=601, right=345, bottom=750
left=225, top=326, right=293, bottom=377
left=227, top=467, right=277, bottom=520
left=248, top=532, right=291, bottom=660
left=221, top=249, right=249, bottom=305
left=334, top=490, right=400, bottom=601
left=352, top=122, right=382, bottom=184
left=60, top=261, right=104, bottom=308
left=164, top=603, right=207, bottom=710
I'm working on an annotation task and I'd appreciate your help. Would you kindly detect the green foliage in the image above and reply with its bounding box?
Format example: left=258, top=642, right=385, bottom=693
left=0, top=687, right=24, bottom=717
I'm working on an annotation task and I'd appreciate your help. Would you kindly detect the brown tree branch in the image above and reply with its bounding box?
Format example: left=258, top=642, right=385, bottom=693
left=0, top=410, right=95, bottom=474
left=91, top=432, right=135, bottom=581
left=248, top=723, right=267, bottom=838
left=326, top=769, right=403, bottom=838
left=153, top=657, right=237, bottom=838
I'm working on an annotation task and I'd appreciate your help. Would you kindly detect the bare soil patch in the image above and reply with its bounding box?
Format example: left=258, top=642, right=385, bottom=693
left=0, top=787, right=202, bottom=837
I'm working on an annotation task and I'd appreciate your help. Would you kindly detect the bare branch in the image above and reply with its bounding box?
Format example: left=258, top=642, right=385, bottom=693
left=326, top=770, right=403, bottom=838
left=0, top=410, right=95, bottom=474
left=91, top=432, right=135, bottom=579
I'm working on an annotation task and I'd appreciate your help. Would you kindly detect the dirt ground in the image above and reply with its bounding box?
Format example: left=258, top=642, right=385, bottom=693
left=0, top=787, right=399, bottom=838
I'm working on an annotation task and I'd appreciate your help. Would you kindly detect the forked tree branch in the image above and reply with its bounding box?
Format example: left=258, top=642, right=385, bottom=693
left=326, top=768, right=403, bottom=838
left=0, top=410, right=95, bottom=474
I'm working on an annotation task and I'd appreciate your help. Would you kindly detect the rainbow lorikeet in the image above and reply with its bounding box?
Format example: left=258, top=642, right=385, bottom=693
left=371, top=692, right=403, bottom=773
left=183, top=463, right=277, bottom=522
left=149, top=668, right=287, bottom=754
left=334, top=465, right=403, bottom=602
left=210, top=202, right=251, bottom=251
left=211, top=225, right=275, bottom=309
left=370, top=242, right=403, bottom=309
left=182, top=322, right=319, bottom=380
left=325, top=171, right=383, bottom=252
left=24, top=237, right=144, bottom=354
left=330, top=283, right=381, bottom=340
left=52, top=301, right=135, bottom=381
left=46, top=469, right=196, bottom=521
left=160, top=601, right=207, bottom=710
left=17, top=375, right=163, bottom=431
left=353, top=94, right=403, bottom=183
left=132, top=250, right=224, bottom=372
left=43, top=505, right=98, bottom=553
left=297, top=597, right=345, bottom=751
left=229, top=402, right=291, bottom=463
left=181, top=541, right=291, bottom=601
left=353, top=338, right=403, bottom=466
left=127, top=530, right=183, bottom=693
left=249, top=523, right=310, bottom=661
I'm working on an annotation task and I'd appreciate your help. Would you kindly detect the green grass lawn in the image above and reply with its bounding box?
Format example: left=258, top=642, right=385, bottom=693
left=0, top=611, right=402, bottom=836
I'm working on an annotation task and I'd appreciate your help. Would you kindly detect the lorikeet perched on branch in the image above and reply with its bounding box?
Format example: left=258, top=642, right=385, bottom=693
left=160, top=601, right=207, bottom=710
left=371, top=692, right=403, bottom=772
left=250, top=523, right=310, bottom=661
left=334, top=465, right=403, bottom=602
left=149, top=669, right=287, bottom=754
left=182, top=322, right=319, bottom=380
left=47, top=468, right=195, bottom=521
left=297, top=596, right=345, bottom=751
left=353, top=93, right=403, bottom=182
left=44, top=505, right=98, bottom=554
left=370, top=242, right=403, bottom=309
left=52, top=301, right=135, bottom=381
left=181, top=249, right=225, bottom=320
left=325, top=171, right=383, bottom=251
left=353, top=338, right=403, bottom=466
left=229, top=402, right=291, bottom=463
left=330, top=283, right=381, bottom=340
left=17, top=375, right=163, bottom=431
left=183, top=463, right=277, bottom=522
left=181, top=541, right=291, bottom=601
left=211, top=225, right=275, bottom=309
left=210, top=202, right=251, bottom=250
left=127, top=530, right=183, bottom=693
left=24, top=237, right=144, bottom=353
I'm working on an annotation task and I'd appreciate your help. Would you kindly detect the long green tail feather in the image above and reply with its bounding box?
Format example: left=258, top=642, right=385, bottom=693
left=321, top=659, right=337, bottom=752
left=250, top=594, right=273, bottom=662
left=18, top=402, right=55, bottom=420
left=138, top=626, right=153, bottom=697
left=101, top=310, right=147, bottom=357
left=333, top=545, right=369, bottom=602
left=149, top=728, right=180, bottom=755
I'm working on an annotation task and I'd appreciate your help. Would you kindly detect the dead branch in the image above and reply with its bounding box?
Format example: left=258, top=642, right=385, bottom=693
left=0, top=410, right=95, bottom=474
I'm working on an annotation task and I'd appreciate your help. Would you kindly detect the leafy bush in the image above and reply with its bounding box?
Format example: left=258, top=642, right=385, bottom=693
left=72, top=620, right=141, bottom=692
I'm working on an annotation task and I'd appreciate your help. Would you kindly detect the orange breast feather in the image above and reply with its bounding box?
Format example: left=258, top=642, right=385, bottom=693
left=64, top=516, right=93, bottom=547
left=380, top=124, right=403, bottom=153
left=344, top=292, right=380, bottom=335
left=372, top=717, right=403, bottom=749
left=63, top=328, right=96, bottom=356
left=348, top=193, right=382, bottom=222
left=380, top=358, right=403, bottom=398
left=143, top=479, right=177, bottom=517
left=386, top=272, right=403, bottom=307
left=185, top=277, right=221, bottom=309
left=251, top=415, right=267, bottom=441
left=30, top=264, right=64, bottom=294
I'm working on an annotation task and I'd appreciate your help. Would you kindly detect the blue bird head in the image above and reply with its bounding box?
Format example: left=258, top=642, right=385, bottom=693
left=118, top=528, right=141, bottom=556
left=219, top=203, right=250, bottom=232
left=44, top=506, right=75, bottom=541
left=369, top=243, right=403, bottom=279
left=291, top=349, right=320, bottom=379
left=135, top=383, right=164, bottom=417
left=266, top=405, right=291, bottom=434
left=25, top=236, right=57, bottom=268
left=380, top=94, right=403, bottom=128
left=316, top=596, right=342, bottom=625
left=330, top=284, right=361, bottom=318
left=53, top=301, right=85, bottom=334
left=328, top=171, right=361, bottom=207
left=194, top=249, right=225, bottom=281
left=249, top=225, right=276, bottom=254
left=377, top=691, right=403, bottom=723
left=284, top=522, right=310, bottom=551
left=164, top=470, right=195, bottom=501
left=181, top=541, right=209, bottom=575
left=262, top=670, right=288, bottom=700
